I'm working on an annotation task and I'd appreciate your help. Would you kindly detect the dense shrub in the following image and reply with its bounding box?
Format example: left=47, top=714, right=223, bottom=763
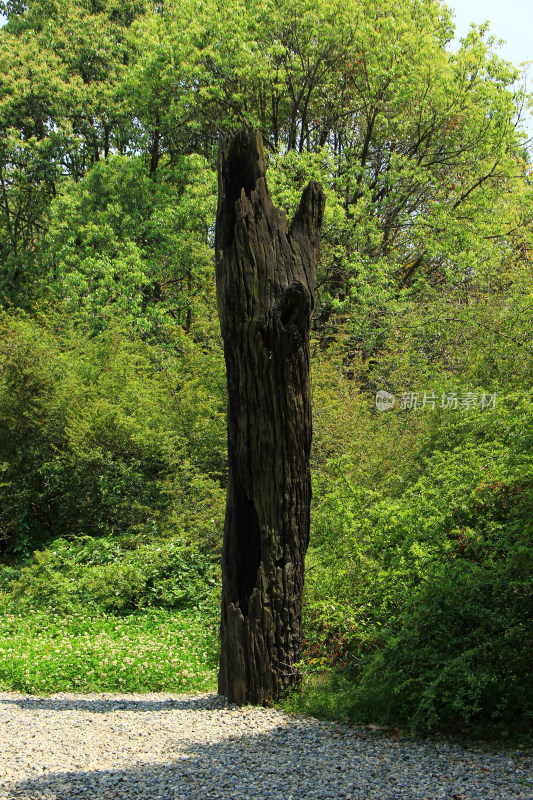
left=305, top=393, right=533, bottom=730
left=1, top=535, right=220, bottom=615
left=0, top=311, right=226, bottom=557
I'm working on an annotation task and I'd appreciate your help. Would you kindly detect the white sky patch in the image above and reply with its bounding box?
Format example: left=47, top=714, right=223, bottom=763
left=445, top=0, right=533, bottom=142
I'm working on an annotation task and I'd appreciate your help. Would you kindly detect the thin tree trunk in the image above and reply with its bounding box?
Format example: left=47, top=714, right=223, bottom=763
left=150, top=112, right=161, bottom=177
left=216, top=129, right=324, bottom=705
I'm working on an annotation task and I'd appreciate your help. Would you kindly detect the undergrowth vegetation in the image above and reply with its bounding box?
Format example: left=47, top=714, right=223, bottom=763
left=0, top=609, right=218, bottom=694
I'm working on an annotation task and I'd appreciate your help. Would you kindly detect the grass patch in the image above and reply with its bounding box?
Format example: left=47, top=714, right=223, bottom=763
left=278, top=667, right=361, bottom=724
left=0, top=608, right=219, bottom=694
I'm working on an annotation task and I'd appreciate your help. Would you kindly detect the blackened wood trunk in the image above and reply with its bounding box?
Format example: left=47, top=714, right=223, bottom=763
left=216, top=129, right=324, bottom=705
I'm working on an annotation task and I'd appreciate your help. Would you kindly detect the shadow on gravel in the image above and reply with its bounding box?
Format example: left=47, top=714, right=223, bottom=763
left=2, top=704, right=531, bottom=800
left=0, top=694, right=224, bottom=714
left=0, top=725, right=413, bottom=800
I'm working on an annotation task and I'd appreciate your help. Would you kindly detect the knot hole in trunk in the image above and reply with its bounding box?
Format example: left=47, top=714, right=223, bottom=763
left=275, top=283, right=312, bottom=333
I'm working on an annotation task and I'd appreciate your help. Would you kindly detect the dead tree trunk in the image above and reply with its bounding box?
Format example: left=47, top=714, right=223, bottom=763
left=216, top=129, right=325, bottom=705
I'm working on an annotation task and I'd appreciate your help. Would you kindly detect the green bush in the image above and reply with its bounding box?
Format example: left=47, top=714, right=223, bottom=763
left=0, top=310, right=226, bottom=557
left=1, top=535, right=220, bottom=615
left=304, top=393, right=533, bottom=730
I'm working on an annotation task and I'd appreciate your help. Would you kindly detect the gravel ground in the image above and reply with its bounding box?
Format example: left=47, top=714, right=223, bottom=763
left=0, top=692, right=531, bottom=800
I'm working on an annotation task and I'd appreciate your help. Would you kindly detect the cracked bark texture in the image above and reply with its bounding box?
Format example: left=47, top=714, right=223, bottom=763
left=216, top=129, right=325, bottom=705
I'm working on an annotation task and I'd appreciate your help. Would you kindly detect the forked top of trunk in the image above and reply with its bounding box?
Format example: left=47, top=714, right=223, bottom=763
left=216, top=128, right=267, bottom=252
left=215, top=128, right=325, bottom=338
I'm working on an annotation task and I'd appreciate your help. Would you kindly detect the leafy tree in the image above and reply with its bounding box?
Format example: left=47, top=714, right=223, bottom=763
left=41, top=154, right=217, bottom=334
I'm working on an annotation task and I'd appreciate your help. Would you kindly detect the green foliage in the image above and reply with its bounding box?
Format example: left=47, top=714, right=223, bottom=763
left=42, top=154, right=217, bottom=334
left=303, top=391, right=533, bottom=731
left=279, top=669, right=360, bottom=724
left=2, top=0, right=530, bottom=313
left=0, top=310, right=226, bottom=557
left=2, top=535, right=220, bottom=615
left=0, top=608, right=218, bottom=694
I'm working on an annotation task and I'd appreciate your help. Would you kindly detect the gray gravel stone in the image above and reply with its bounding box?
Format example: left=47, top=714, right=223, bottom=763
left=0, top=692, right=531, bottom=799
